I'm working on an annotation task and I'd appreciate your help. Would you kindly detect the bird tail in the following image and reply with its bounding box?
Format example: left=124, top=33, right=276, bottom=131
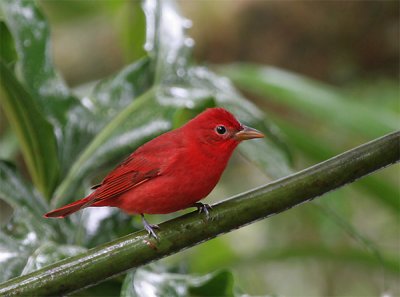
left=43, top=196, right=93, bottom=218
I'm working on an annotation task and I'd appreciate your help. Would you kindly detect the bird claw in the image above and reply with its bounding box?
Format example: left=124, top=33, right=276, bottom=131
left=141, top=214, right=160, bottom=240
left=193, top=202, right=213, bottom=220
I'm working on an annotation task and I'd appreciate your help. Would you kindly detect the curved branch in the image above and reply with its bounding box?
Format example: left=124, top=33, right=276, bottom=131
left=0, top=131, right=399, bottom=296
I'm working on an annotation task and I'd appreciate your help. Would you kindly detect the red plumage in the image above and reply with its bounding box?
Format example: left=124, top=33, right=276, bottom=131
left=44, top=108, right=264, bottom=235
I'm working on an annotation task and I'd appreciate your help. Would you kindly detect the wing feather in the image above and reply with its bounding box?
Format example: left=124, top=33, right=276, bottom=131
left=91, top=157, right=160, bottom=202
left=90, top=129, right=182, bottom=203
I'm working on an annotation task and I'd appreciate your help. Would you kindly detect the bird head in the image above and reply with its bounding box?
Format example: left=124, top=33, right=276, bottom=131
left=184, top=108, right=264, bottom=151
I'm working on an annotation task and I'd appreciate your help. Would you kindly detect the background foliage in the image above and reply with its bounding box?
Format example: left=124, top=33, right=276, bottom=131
left=0, top=0, right=398, bottom=296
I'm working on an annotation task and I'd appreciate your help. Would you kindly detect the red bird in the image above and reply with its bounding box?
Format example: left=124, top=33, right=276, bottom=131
left=44, top=108, right=264, bottom=238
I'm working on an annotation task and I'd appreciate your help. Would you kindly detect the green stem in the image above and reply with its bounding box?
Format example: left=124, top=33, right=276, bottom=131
left=0, top=131, right=398, bottom=296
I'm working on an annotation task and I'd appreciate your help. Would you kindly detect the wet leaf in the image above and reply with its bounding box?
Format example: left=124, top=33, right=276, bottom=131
left=89, top=57, right=153, bottom=120
left=0, top=161, right=47, bottom=217
left=121, top=266, right=239, bottom=297
left=143, top=0, right=194, bottom=84
left=0, top=0, right=92, bottom=186
left=0, top=62, right=60, bottom=198
left=80, top=208, right=140, bottom=248
left=21, top=242, right=86, bottom=275
left=0, top=208, right=56, bottom=282
left=0, top=169, right=79, bottom=282
left=58, top=57, right=154, bottom=177
left=0, top=0, right=78, bottom=127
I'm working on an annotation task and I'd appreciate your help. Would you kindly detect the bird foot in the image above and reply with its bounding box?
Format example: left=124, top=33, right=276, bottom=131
left=193, top=202, right=213, bottom=220
left=141, top=214, right=160, bottom=240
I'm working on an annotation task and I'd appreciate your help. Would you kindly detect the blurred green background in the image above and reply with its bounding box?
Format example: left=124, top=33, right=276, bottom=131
left=0, top=0, right=399, bottom=296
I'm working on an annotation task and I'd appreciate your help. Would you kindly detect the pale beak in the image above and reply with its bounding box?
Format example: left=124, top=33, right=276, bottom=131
left=234, top=125, right=265, bottom=141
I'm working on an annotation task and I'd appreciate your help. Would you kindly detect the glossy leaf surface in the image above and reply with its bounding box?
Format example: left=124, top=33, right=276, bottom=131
left=0, top=161, right=47, bottom=217
left=0, top=207, right=55, bottom=283
left=0, top=0, right=78, bottom=126
left=121, top=266, right=238, bottom=297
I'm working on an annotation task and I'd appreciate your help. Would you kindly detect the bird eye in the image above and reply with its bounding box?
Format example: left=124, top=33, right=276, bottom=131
left=215, top=125, right=227, bottom=135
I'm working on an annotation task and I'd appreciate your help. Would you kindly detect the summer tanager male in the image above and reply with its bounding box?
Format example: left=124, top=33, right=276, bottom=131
left=44, top=108, right=264, bottom=238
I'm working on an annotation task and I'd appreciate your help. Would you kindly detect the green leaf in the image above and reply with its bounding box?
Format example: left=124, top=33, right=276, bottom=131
left=143, top=0, right=194, bottom=84
left=21, top=242, right=86, bottom=275
left=0, top=208, right=56, bottom=282
left=0, top=236, right=85, bottom=283
left=80, top=209, right=140, bottom=248
left=58, top=57, right=153, bottom=177
left=121, top=266, right=238, bottom=297
left=0, top=62, right=59, bottom=198
left=0, top=168, right=77, bottom=281
left=0, top=161, right=47, bottom=217
left=118, top=1, right=147, bottom=62
left=188, top=270, right=235, bottom=297
left=0, top=0, right=78, bottom=126
left=89, top=57, right=154, bottom=120
left=0, top=163, right=80, bottom=282
left=0, top=21, right=17, bottom=64
left=187, top=238, right=237, bottom=273
left=219, top=63, right=398, bottom=138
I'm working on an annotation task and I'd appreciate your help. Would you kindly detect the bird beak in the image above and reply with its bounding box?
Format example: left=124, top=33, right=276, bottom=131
left=234, top=125, right=265, bottom=141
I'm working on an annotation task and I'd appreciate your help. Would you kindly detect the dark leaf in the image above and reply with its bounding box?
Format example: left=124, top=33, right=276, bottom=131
left=0, top=21, right=17, bottom=64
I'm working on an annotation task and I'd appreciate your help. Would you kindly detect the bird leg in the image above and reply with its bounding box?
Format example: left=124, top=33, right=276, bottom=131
left=141, top=214, right=160, bottom=240
left=193, top=202, right=213, bottom=220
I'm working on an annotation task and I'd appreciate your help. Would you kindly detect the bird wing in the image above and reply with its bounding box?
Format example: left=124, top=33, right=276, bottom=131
left=90, top=154, right=161, bottom=202
left=91, top=129, right=183, bottom=202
